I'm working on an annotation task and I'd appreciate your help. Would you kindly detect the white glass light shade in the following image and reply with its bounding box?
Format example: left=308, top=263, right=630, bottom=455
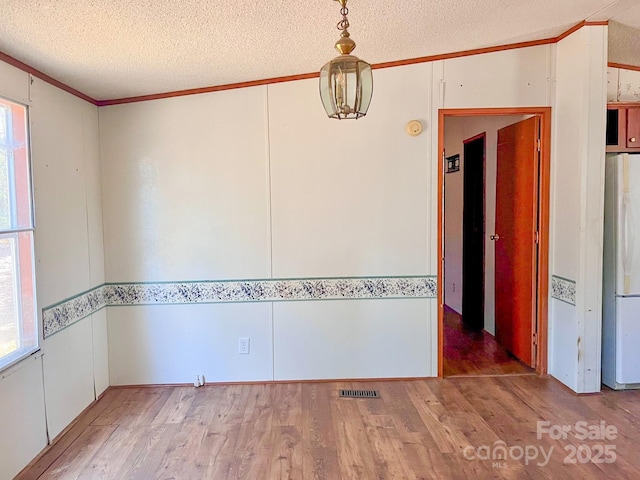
left=319, top=54, right=373, bottom=120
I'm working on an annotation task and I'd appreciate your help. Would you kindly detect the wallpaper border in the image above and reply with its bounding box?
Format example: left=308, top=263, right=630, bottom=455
left=42, top=276, right=438, bottom=338
left=550, top=275, right=576, bottom=306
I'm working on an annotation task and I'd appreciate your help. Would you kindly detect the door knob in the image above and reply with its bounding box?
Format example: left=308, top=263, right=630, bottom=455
left=490, top=234, right=500, bottom=241
left=630, top=137, right=637, bottom=143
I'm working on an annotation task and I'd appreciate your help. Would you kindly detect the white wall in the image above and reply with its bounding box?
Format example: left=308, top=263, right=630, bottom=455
left=0, top=355, right=47, bottom=480
left=99, top=44, right=563, bottom=385
left=100, top=86, right=274, bottom=384
left=0, top=62, right=106, bottom=479
left=273, top=299, right=432, bottom=380
left=444, top=115, right=528, bottom=335
left=443, top=118, right=464, bottom=314
left=269, top=67, right=431, bottom=278
left=108, top=303, right=273, bottom=385
left=100, top=63, right=436, bottom=384
left=550, top=26, right=607, bottom=392
left=438, top=46, right=551, bottom=109
left=100, top=87, right=271, bottom=283
left=607, top=66, right=640, bottom=102
left=269, top=65, right=434, bottom=380
left=31, top=78, right=108, bottom=439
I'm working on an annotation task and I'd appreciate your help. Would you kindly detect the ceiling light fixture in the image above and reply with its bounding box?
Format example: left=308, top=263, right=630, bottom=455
left=319, top=0, right=373, bottom=120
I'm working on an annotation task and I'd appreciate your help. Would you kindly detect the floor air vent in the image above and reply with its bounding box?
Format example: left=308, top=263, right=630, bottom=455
left=339, top=389, right=380, bottom=399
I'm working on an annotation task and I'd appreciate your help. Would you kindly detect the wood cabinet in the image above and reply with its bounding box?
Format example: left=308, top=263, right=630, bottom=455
left=607, top=105, right=640, bottom=152
left=628, top=109, right=640, bottom=148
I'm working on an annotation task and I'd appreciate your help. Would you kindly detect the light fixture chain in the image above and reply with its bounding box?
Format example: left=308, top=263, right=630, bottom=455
left=337, top=5, right=350, bottom=31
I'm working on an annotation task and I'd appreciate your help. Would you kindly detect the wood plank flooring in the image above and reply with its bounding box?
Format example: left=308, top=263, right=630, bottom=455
left=16, top=377, right=640, bottom=479
left=443, top=306, right=534, bottom=376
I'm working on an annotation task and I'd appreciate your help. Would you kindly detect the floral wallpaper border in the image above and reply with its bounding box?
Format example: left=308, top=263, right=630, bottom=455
left=42, top=276, right=438, bottom=338
left=551, top=275, right=576, bottom=306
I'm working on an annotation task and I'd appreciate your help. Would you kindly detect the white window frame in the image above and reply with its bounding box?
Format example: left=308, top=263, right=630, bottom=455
left=0, top=96, right=38, bottom=372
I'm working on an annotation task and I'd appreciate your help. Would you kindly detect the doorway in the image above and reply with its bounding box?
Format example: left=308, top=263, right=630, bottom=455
left=462, top=134, right=485, bottom=331
left=439, top=108, right=551, bottom=377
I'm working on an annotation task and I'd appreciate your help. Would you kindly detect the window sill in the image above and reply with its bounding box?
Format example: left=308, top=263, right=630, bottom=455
left=0, top=349, right=43, bottom=380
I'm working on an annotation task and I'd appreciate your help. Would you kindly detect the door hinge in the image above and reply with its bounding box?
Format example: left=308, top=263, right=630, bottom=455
left=535, top=231, right=539, bottom=244
left=533, top=332, right=538, bottom=346
left=537, top=138, right=541, bottom=152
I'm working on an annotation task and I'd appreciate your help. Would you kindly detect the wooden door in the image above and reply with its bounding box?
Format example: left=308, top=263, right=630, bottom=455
left=495, top=116, right=539, bottom=367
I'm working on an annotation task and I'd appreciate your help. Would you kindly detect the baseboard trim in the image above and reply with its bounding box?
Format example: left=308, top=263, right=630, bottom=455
left=546, top=375, right=603, bottom=396
left=109, top=376, right=435, bottom=389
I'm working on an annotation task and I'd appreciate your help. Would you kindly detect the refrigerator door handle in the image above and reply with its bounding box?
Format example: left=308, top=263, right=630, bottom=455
left=623, top=193, right=635, bottom=294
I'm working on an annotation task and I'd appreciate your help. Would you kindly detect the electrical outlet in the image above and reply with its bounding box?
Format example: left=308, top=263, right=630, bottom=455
left=238, top=337, right=250, bottom=355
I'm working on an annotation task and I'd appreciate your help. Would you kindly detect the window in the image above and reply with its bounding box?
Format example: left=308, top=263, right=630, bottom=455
left=0, top=97, right=37, bottom=371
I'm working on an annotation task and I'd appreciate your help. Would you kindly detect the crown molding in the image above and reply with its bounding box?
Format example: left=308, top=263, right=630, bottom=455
left=0, top=20, right=610, bottom=107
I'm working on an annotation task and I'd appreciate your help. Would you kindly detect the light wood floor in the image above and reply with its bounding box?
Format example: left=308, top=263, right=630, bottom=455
left=17, top=377, right=640, bottom=479
left=443, top=306, right=535, bottom=376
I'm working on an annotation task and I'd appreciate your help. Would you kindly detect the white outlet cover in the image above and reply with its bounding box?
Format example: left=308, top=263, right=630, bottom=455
left=238, top=337, right=250, bottom=354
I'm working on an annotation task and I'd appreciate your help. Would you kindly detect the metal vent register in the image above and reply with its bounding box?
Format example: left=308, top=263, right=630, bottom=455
left=339, top=389, right=380, bottom=399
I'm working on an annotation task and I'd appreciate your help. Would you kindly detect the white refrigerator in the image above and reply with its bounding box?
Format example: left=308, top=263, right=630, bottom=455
left=603, top=153, right=640, bottom=389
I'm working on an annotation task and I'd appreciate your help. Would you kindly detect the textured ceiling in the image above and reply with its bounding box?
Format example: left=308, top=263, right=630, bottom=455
left=609, top=21, right=640, bottom=67
left=0, top=0, right=639, bottom=101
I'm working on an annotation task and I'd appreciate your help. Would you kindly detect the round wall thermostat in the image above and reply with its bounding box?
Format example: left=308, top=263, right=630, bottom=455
left=406, top=120, right=423, bottom=136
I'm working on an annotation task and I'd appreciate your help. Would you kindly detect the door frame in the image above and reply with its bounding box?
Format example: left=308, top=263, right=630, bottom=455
left=437, top=107, right=551, bottom=376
